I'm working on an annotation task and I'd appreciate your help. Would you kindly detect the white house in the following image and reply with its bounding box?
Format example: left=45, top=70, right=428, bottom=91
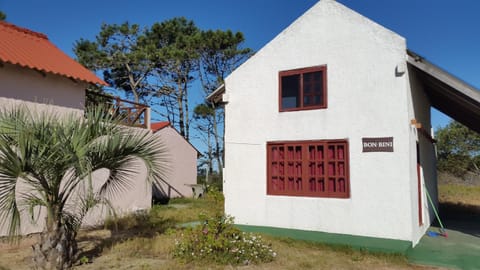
left=208, top=0, right=480, bottom=251
left=151, top=122, right=199, bottom=201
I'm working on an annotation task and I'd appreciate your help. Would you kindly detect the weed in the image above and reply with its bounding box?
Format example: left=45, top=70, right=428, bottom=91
left=78, top=255, right=90, bottom=265
left=173, top=214, right=276, bottom=265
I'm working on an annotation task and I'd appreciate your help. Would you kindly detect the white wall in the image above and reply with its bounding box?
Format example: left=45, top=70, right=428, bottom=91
left=406, top=65, right=437, bottom=244
left=153, top=126, right=197, bottom=199
left=0, top=63, right=86, bottom=110
left=224, top=0, right=416, bottom=242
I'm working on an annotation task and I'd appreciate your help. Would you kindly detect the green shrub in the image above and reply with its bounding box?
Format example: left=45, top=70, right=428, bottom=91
left=173, top=214, right=276, bottom=265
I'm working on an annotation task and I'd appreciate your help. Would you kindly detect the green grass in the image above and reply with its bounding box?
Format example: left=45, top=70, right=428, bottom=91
left=0, top=193, right=437, bottom=270
left=438, top=184, right=480, bottom=205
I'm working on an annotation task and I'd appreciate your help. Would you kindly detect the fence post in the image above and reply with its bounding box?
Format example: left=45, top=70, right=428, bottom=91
left=145, top=106, right=151, bottom=129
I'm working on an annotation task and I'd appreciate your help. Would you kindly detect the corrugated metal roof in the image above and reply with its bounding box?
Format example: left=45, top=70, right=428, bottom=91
left=0, top=21, right=107, bottom=85
left=407, top=50, right=480, bottom=134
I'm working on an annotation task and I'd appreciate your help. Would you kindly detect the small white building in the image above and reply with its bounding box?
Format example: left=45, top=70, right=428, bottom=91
left=208, top=0, right=480, bottom=251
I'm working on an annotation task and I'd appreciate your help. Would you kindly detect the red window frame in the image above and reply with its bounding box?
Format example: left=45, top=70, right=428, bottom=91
left=279, top=65, right=327, bottom=112
left=267, top=140, right=349, bottom=198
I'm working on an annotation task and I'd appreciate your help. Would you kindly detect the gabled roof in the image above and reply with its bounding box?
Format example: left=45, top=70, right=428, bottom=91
left=151, top=121, right=201, bottom=156
left=407, top=50, right=480, bottom=134
left=151, top=121, right=170, bottom=132
left=0, top=21, right=107, bottom=85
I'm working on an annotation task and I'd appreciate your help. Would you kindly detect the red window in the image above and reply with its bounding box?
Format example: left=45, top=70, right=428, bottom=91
left=279, top=66, right=327, bottom=111
left=267, top=140, right=349, bottom=198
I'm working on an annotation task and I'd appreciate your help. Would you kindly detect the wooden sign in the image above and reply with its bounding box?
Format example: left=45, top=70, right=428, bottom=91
left=362, top=137, right=394, bottom=152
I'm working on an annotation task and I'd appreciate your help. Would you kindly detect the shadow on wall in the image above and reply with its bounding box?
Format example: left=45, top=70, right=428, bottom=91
left=152, top=181, right=185, bottom=205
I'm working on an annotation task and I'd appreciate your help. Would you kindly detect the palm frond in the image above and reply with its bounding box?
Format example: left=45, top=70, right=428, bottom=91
left=0, top=104, right=170, bottom=240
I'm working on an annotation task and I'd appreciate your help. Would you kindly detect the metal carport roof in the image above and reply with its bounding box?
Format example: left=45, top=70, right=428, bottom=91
left=407, top=50, right=480, bottom=134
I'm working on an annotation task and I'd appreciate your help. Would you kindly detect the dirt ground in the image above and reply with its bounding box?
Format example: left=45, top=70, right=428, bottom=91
left=438, top=171, right=480, bottom=186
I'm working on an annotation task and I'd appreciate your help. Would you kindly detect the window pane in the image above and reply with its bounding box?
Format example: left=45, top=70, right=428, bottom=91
left=304, top=95, right=311, bottom=106
left=281, top=74, right=300, bottom=109
left=304, top=71, right=323, bottom=106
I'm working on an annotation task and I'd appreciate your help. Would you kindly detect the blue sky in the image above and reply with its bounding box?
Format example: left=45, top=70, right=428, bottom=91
left=1, top=0, right=479, bottom=139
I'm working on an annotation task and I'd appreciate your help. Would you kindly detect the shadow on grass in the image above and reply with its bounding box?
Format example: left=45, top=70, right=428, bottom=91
left=439, top=202, right=480, bottom=237
left=75, top=213, right=176, bottom=262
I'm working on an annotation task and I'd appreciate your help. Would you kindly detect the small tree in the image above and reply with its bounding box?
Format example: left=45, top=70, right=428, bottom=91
left=193, top=103, right=216, bottom=174
left=146, top=17, right=201, bottom=141
left=0, top=106, right=168, bottom=269
left=197, top=30, right=252, bottom=173
left=436, top=121, right=480, bottom=177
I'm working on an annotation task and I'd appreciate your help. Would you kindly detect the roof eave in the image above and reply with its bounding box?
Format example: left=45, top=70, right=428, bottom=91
left=206, top=84, right=226, bottom=105
left=407, top=50, right=480, bottom=134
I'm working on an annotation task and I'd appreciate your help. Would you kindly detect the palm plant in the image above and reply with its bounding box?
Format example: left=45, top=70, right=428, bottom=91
left=0, top=105, right=168, bottom=269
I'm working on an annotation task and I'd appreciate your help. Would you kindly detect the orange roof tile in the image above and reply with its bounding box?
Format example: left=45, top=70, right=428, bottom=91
left=0, top=21, right=107, bottom=85
left=151, top=122, right=170, bottom=132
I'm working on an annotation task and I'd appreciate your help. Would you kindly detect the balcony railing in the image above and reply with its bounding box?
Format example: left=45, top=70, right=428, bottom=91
left=86, top=91, right=150, bottom=129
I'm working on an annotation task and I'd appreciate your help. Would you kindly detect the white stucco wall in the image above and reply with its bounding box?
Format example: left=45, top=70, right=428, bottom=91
left=406, top=65, right=437, bottom=244
left=0, top=63, right=86, bottom=110
left=153, top=126, right=197, bottom=198
left=223, top=0, right=417, bottom=242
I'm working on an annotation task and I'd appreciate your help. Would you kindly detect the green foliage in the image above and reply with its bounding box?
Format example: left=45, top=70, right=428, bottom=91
left=0, top=105, right=168, bottom=267
left=173, top=214, right=276, bottom=265
left=198, top=172, right=223, bottom=191
left=145, top=17, right=201, bottom=140
left=0, top=11, right=6, bottom=21
left=74, top=22, right=154, bottom=102
left=203, top=186, right=224, bottom=214
left=193, top=103, right=215, bottom=119
left=198, top=29, right=253, bottom=92
left=75, top=18, right=253, bottom=152
left=78, top=255, right=89, bottom=265
left=196, top=29, right=252, bottom=173
left=436, top=121, right=480, bottom=177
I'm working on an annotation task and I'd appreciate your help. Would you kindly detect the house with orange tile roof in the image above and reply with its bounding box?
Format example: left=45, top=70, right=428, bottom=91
left=0, top=21, right=183, bottom=236
left=151, top=122, right=199, bottom=201
left=0, top=21, right=106, bottom=110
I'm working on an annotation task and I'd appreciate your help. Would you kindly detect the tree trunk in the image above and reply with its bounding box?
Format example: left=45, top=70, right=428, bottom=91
left=32, top=226, right=77, bottom=270
left=177, top=93, right=185, bottom=138
left=184, top=81, right=190, bottom=141
left=212, top=105, right=223, bottom=174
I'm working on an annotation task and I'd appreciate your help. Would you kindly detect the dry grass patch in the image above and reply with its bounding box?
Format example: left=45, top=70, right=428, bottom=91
left=0, top=194, right=444, bottom=270
left=438, top=184, right=480, bottom=205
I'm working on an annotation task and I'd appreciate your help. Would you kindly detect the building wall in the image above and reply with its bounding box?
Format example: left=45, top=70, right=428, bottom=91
left=406, top=65, right=437, bottom=245
left=0, top=158, right=151, bottom=236
left=0, top=63, right=86, bottom=110
left=223, top=0, right=416, bottom=242
left=153, top=126, right=197, bottom=199
left=0, top=89, right=152, bottom=236
left=0, top=119, right=153, bottom=236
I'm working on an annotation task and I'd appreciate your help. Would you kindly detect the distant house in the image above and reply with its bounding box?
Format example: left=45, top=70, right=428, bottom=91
left=208, top=0, right=480, bottom=252
left=0, top=21, right=155, bottom=235
left=151, top=122, right=198, bottom=200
